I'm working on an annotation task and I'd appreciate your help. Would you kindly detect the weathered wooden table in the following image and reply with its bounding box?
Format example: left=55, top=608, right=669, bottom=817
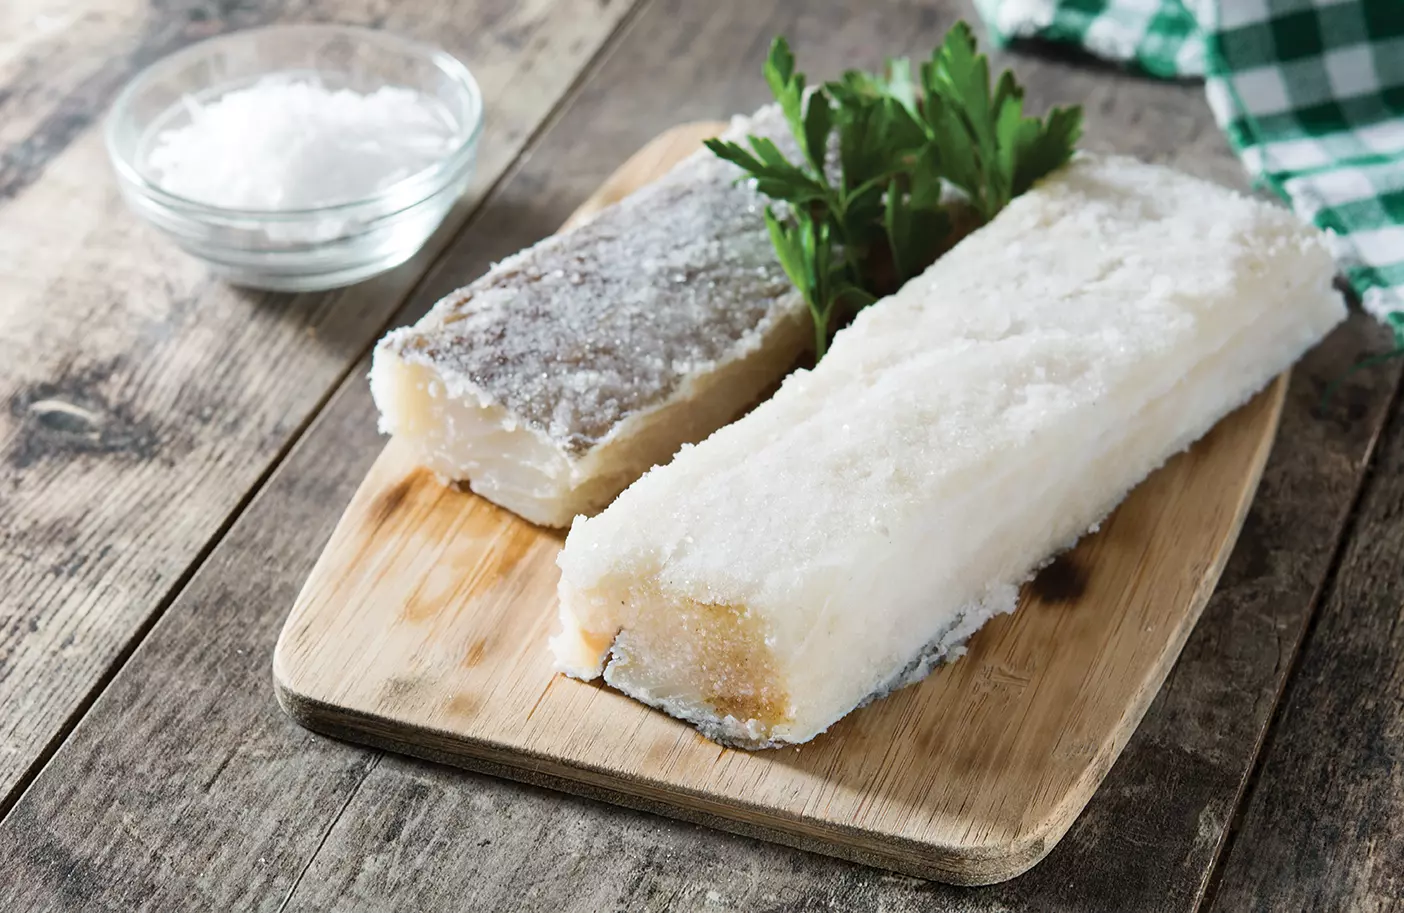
left=2, top=1, right=1401, bottom=909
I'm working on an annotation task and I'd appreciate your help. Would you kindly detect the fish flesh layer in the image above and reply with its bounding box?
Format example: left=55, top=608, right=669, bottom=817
left=369, top=107, right=807, bottom=527
left=552, top=154, right=1346, bottom=748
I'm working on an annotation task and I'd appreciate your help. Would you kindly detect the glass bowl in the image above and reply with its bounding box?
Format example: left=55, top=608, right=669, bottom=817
left=105, top=24, right=483, bottom=292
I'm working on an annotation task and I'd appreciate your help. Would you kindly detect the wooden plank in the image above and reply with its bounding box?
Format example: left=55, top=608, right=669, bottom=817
left=0, top=0, right=637, bottom=804
left=1206, top=375, right=1404, bottom=910
left=0, top=0, right=1396, bottom=909
left=272, top=119, right=1289, bottom=885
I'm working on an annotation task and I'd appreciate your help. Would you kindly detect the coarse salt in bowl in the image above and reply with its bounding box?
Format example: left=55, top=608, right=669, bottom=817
left=105, top=25, right=484, bottom=291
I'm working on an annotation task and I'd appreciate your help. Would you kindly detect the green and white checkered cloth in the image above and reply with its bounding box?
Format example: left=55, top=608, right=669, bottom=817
left=976, top=0, right=1404, bottom=328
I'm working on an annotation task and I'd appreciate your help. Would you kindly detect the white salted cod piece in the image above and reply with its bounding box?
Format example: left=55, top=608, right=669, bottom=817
left=369, top=106, right=808, bottom=528
left=552, top=154, right=1346, bottom=748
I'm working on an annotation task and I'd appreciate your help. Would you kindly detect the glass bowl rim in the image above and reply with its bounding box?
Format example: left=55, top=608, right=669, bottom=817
left=104, top=23, right=485, bottom=221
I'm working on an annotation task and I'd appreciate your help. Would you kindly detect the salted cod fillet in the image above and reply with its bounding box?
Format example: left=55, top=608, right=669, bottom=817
left=552, top=153, right=1346, bottom=748
left=370, top=107, right=807, bottom=527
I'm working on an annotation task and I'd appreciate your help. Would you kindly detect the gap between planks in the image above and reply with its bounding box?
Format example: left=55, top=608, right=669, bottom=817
left=1196, top=353, right=1404, bottom=913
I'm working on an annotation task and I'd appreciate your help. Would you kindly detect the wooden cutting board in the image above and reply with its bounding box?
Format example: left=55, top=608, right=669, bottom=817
left=274, top=122, right=1288, bottom=886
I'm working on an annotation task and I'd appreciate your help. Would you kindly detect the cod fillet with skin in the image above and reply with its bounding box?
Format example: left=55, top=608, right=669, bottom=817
left=369, top=106, right=808, bottom=528
left=552, top=153, right=1347, bottom=749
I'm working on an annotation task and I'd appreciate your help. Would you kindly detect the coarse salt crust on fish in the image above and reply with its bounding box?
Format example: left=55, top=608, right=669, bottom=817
left=552, top=153, right=1346, bottom=748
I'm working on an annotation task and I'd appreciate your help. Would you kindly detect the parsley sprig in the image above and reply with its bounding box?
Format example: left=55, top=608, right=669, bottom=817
left=706, top=22, right=1082, bottom=359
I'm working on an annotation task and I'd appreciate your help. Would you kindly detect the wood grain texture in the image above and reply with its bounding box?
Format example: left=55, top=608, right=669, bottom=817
left=1207, top=376, right=1404, bottom=911
left=273, top=121, right=1288, bottom=884
left=0, top=0, right=1396, bottom=909
left=0, top=0, right=635, bottom=805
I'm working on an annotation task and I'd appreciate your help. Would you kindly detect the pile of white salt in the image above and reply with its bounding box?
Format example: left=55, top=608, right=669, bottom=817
left=145, top=76, right=458, bottom=210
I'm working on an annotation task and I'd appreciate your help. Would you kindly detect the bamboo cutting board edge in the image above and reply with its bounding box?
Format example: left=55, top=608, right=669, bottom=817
left=273, top=681, right=1064, bottom=881
left=273, top=121, right=1290, bottom=885
left=273, top=378, right=1285, bottom=884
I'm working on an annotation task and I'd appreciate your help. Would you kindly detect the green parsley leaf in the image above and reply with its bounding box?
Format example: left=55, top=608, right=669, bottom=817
left=711, top=21, right=1083, bottom=361
left=764, top=38, right=805, bottom=146
left=919, top=22, right=1083, bottom=219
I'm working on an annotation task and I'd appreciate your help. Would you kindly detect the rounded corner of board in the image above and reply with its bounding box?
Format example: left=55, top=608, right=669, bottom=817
left=270, top=663, right=328, bottom=733
left=270, top=624, right=320, bottom=721
left=917, top=829, right=1061, bottom=887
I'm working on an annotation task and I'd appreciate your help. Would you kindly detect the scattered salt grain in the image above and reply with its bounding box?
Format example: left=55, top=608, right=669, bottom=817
left=145, top=75, right=459, bottom=211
